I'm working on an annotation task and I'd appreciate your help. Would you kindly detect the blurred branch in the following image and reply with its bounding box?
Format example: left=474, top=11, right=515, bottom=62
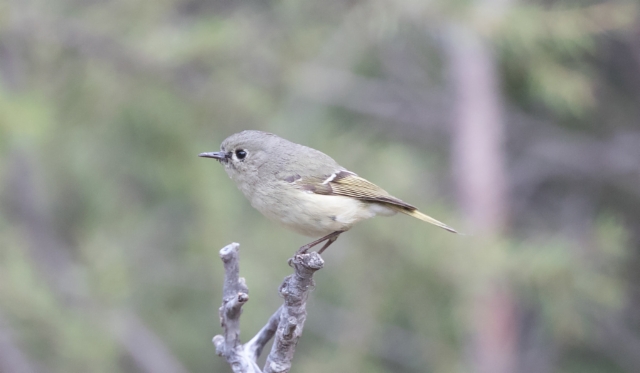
left=4, top=152, right=79, bottom=299
left=3, top=8, right=213, bottom=100
left=307, top=300, right=433, bottom=370
left=508, top=119, right=640, bottom=219
left=292, top=64, right=450, bottom=139
left=0, top=312, right=42, bottom=373
left=213, top=243, right=324, bottom=373
left=632, top=22, right=640, bottom=75
left=292, top=61, right=640, bottom=210
left=116, top=310, right=191, bottom=373
left=593, top=312, right=640, bottom=372
left=541, top=2, right=637, bottom=35
left=3, top=152, right=190, bottom=373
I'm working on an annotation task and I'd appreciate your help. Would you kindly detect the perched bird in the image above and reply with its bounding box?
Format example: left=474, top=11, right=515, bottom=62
left=200, top=130, right=456, bottom=254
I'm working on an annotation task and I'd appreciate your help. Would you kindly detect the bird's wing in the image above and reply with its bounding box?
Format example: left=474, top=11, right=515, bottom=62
left=291, top=170, right=416, bottom=210
left=282, top=169, right=458, bottom=233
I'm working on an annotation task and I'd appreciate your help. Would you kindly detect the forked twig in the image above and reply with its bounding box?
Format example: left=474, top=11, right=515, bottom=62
left=213, top=243, right=324, bottom=373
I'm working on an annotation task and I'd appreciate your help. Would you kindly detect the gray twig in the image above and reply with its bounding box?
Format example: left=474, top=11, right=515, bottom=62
left=213, top=243, right=324, bottom=373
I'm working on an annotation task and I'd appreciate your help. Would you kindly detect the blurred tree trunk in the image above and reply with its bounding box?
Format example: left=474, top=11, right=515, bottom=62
left=446, top=21, right=516, bottom=373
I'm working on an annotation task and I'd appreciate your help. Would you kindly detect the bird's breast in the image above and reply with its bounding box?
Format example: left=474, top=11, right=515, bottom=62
left=250, top=186, right=379, bottom=237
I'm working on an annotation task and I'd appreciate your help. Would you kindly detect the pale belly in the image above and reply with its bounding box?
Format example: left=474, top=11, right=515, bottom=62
left=250, top=189, right=396, bottom=237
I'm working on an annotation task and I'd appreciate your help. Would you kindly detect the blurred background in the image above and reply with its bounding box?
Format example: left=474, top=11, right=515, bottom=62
left=1, top=0, right=639, bottom=372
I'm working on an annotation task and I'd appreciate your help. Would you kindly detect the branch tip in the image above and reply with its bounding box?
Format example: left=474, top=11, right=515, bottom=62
left=212, top=335, right=224, bottom=355
left=292, top=252, right=324, bottom=271
left=219, top=242, right=240, bottom=259
left=237, top=292, right=249, bottom=303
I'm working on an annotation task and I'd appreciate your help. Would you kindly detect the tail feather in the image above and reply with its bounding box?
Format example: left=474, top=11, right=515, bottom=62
left=391, top=206, right=458, bottom=233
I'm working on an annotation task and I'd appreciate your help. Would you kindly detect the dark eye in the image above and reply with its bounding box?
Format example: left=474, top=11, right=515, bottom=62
left=235, top=149, right=247, bottom=160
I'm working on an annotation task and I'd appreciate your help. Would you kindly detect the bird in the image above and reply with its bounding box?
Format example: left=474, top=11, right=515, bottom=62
left=200, top=130, right=457, bottom=255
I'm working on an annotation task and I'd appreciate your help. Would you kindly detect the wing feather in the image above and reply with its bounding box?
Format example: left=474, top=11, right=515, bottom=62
left=294, top=170, right=416, bottom=210
left=288, top=170, right=457, bottom=233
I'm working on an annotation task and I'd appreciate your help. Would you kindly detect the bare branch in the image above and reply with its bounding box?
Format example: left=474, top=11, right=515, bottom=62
left=263, top=253, right=324, bottom=373
left=245, top=307, right=283, bottom=362
left=213, top=243, right=257, bottom=373
left=213, top=244, right=324, bottom=373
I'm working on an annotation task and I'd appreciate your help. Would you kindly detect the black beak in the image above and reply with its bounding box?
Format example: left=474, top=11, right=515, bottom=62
left=199, top=151, right=228, bottom=161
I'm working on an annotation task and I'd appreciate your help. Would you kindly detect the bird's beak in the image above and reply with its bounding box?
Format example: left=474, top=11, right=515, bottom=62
left=199, top=151, right=228, bottom=162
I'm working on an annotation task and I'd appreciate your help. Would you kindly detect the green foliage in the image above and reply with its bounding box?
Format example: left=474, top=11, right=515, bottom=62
left=0, top=0, right=637, bottom=372
left=497, top=3, right=636, bottom=118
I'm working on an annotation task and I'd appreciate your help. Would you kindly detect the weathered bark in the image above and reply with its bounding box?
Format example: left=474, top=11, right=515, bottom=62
left=213, top=243, right=324, bottom=373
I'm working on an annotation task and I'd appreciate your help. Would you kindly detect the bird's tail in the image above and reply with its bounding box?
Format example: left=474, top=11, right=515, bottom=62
left=391, top=206, right=458, bottom=233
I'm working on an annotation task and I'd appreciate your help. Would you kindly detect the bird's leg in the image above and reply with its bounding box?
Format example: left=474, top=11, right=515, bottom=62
left=296, top=231, right=343, bottom=255
left=317, top=233, right=341, bottom=255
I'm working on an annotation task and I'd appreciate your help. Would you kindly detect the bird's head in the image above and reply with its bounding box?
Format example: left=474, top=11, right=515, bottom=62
left=199, top=130, right=281, bottom=184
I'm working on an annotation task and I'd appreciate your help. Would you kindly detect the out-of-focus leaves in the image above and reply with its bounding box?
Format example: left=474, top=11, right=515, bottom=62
left=0, top=0, right=638, bottom=372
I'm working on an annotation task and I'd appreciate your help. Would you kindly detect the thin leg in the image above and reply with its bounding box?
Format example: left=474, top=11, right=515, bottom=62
left=296, top=231, right=343, bottom=255
left=317, top=234, right=340, bottom=255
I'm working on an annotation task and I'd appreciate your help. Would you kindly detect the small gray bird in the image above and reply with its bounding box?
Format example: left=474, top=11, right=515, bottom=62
left=200, top=130, right=456, bottom=255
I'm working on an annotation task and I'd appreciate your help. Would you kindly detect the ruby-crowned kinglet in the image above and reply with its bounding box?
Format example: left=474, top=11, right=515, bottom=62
left=200, top=130, right=457, bottom=254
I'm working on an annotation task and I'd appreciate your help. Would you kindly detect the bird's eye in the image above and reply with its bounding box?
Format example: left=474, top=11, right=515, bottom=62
left=235, top=149, right=247, bottom=160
